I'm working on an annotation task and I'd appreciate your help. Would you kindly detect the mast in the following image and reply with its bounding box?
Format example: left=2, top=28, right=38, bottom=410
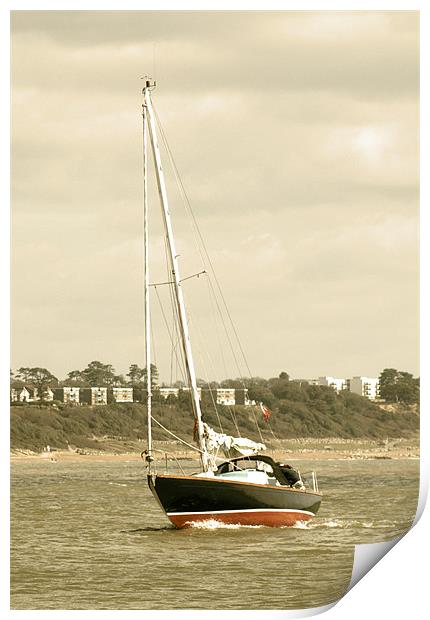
left=142, top=80, right=210, bottom=471
left=142, top=92, right=153, bottom=472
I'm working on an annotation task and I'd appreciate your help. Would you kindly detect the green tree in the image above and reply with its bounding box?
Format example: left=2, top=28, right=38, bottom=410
left=220, top=378, right=243, bottom=389
left=166, top=393, right=178, bottom=406
left=379, top=368, right=419, bottom=404
left=16, top=367, right=33, bottom=383
left=113, top=374, right=126, bottom=386
left=379, top=368, right=399, bottom=401
left=396, top=372, right=420, bottom=404
left=270, top=378, right=302, bottom=401
left=143, top=364, right=159, bottom=390
left=23, top=367, right=58, bottom=401
left=81, top=361, right=116, bottom=386
left=177, top=388, right=193, bottom=413
left=66, top=370, right=89, bottom=386
left=247, top=385, right=276, bottom=408
left=127, top=364, right=145, bottom=386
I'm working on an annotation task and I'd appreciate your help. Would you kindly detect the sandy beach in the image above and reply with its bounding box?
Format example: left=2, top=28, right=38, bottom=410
left=10, top=436, right=420, bottom=464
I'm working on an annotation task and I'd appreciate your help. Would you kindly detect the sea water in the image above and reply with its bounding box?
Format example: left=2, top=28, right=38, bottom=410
left=10, top=458, right=419, bottom=610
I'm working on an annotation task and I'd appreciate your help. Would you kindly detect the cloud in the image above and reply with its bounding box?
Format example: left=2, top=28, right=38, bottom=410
left=11, top=11, right=419, bottom=379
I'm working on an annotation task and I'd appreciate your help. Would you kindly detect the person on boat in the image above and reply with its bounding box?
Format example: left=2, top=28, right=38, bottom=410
left=278, top=462, right=301, bottom=487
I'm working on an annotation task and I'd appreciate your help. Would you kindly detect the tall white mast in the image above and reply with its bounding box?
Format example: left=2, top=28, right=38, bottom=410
left=142, top=93, right=153, bottom=472
left=142, top=80, right=210, bottom=471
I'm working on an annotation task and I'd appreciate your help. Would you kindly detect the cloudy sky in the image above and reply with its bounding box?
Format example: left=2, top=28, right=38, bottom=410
left=11, top=11, right=419, bottom=383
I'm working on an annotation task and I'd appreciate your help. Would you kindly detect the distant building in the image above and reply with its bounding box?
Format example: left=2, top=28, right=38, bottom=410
left=23, top=387, right=37, bottom=402
left=216, top=388, right=236, bottom=406
left=112, top=387, right=133, bottom=403
left=349, top=376, right=380, bottom=401
left=11, top=386, right=53, bottom=402
left=12, top=387, right=35, bottom=402
left=53, top=387, right=80, bottom=404
left=318, top=376, right=348, bottom=393
left=293, top=379, right=319, bottom=386
left=159, top=387, right=179, bottom=400
left=80, top=387, right=108, bottom=406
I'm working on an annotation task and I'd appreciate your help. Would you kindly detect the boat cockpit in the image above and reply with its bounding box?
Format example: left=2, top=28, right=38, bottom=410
left=212, top=455, right=304, bottom=488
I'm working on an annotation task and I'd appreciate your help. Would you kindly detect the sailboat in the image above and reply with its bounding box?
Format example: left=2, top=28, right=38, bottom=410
left=141, top=79, right=322, bottom=528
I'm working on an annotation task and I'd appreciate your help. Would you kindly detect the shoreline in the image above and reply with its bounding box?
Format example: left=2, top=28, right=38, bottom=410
left=10, top=438, right=420, bottom=464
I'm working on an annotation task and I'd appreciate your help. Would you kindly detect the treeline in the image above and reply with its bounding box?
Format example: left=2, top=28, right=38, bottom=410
left=10, top=362, right=157, bottom=400
left=11, top=363, right=420, bottom=405
left=11, top=378, right=419, bottom=453
left=379, top=368, right=419, bottom=404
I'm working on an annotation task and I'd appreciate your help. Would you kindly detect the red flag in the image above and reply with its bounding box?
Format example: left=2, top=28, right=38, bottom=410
left=260, top=402, right=271, bottom=422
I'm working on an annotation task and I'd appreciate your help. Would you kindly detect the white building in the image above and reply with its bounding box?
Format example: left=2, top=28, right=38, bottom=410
left=80, top=387, right=108, bottom=405
left=318, top=376, right=348, bottom=393
left=112, top=387, right=133, bottom=403
left=53, top=387, right=80, bottom=404
left=349, top=376, right=380, bottom=400
left=11, top=386, right=54, bottom=402
left=216, top=388, right=236, bottom=406
left=293, top=379, right=319, bottom=386
left=11, top=387, right=37, bottom=402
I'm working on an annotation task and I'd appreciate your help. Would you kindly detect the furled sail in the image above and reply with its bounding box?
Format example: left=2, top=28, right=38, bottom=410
left=203, top=423, right=266, bottom=459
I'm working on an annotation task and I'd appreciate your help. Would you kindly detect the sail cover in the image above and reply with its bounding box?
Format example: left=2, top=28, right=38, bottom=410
left=203, top=423, right=266, bottom=458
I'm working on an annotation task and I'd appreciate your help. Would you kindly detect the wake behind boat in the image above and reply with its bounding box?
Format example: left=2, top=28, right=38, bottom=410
left=140, top=79, right=322, bottom=528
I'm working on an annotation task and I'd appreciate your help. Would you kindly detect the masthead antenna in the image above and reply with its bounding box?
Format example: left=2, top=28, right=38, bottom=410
left=140, top=75, right=156, bottom=93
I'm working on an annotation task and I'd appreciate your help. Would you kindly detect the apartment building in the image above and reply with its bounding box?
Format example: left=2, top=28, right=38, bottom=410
left=349, top=376, right=380, bottom=401
left=318, top=376, right=348, bottom=393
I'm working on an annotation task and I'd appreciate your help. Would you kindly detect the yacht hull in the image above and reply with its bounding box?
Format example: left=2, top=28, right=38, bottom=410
left=148, top=473, right=322, bottom=528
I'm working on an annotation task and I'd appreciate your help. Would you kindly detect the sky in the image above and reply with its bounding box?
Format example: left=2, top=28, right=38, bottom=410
left=11, top=10, right=419, bottom=383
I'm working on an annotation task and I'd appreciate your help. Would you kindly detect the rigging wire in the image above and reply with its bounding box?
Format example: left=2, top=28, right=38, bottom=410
left=153, top=285, right=187, bottom=386
left=154, top=109, right=253, bottom=377
left=150, top=415, right=250, bottom=472
left=203, top=274, right=242, bottom=437
left=153, top=115, right=251, bottom=380
left=162, top=232, right=197, bottom=418
left=186, top=309, right=225, bottom=434
left=153, top=106, right=276, bottom=446
left=151, top=415, right=204, bottom=454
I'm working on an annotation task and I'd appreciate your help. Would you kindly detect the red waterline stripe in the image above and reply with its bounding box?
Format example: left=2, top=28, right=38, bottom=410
left=167, top=509, right=314, bottom=528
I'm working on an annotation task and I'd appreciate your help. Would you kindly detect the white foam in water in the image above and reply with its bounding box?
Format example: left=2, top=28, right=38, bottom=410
left=323, top=520, right=344, bottom=528
left=188, top=519, right=262, bottom=530
left=292, top=519, right=353, bottom=529
left=309, top=519, right=376, bottom=529
left=189, top=518, right=376, bottom=530
left=291, top=520, right=311, bottom=529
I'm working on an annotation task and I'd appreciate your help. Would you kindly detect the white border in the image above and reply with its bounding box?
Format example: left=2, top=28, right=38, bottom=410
left=4, top=3, right=427, bottom=619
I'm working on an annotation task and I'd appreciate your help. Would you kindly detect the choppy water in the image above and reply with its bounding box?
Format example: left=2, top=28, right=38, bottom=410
left=10, top=458, right=419, bottom=610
